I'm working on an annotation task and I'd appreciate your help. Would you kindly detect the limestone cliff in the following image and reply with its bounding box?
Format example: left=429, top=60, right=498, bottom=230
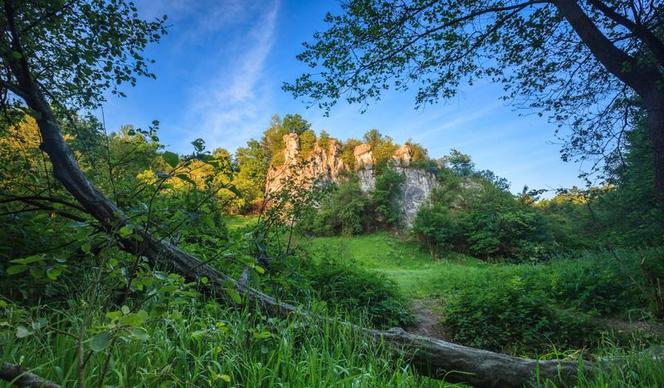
left=265, top=133, right=436, bottom=226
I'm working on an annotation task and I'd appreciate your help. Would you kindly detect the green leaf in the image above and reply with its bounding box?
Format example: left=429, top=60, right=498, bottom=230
left=118, top=225, right=134, bottom=238
left=162, top=151, right=179, bottom=168
left=121, top=305, right=130, bottom=315
left=105, top=311, right=123, bottom=321
left=190, top=329, right=207, bottom=338
left=10, top=255, right=45, bottom=265
left=6, top=265, right=27, bottom=275
left=46, top=266, right=64, bottom=280
left=252, top=330, right=272, bottom=340
left=220, top=374, right=231, bottom=383
left=225, top=288, right=242, bottom=304
left=128, top=327, right=149, bottom=341
left=16, top=325, right=32, bottom=338
left=90, top=332, right=112, bottom=352
left=81, top=242, right=92, bottom=254
left=119, top=311, right=147, bottom=327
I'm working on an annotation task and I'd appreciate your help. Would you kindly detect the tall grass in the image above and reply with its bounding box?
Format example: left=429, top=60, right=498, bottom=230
left=1, top=300, right=452, bottom=387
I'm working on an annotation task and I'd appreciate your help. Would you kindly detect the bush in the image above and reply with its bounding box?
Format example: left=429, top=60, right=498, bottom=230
left=413, top=183, right=552, bottom=261
left=465, top=188, right=551, bottom=261
left=300, top=178, right=371, bottom=236
left=444, top=274, right=597, bottom=353
left=305, top=259, right=414, bottom=328
left=552, top=249, right=663, bottom=318
left=412, top=203, right=464, bottom=258
left=371, top=167, right=405, bottom=228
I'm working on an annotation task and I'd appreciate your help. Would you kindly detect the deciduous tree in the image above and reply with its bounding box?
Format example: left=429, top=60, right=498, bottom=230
left=285, top=0, right=664, bottom=203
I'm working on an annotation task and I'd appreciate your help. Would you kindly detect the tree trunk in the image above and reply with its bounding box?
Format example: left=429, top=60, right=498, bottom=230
left=644, top=93, right=664, bottom=209
left=0, top=362, right=60, bottom=388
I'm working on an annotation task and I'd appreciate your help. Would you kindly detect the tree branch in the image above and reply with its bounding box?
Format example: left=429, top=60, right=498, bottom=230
left=586, top=0, right=664, bottom=66
left=351, top=0, right=550, bottom=77
left=0, top=79, right=28, bottom=100
left=553, top=0, right=660, bottom=96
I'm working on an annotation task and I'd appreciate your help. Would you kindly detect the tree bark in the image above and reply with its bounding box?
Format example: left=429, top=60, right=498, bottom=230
left=0, top=362, right=60, bottom=388
left=553, top=0, right=664, bottom=204
left=644, top=92, right=664, bottom=208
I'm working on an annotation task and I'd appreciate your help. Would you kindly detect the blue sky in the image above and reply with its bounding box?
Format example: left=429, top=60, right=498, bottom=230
left=101, top=0, right=587, bottom=193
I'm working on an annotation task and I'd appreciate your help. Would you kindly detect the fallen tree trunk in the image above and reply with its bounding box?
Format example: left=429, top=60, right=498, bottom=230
left=0, top=362, right=60, bottom=388
left=3, top=11, right=585, bottom=387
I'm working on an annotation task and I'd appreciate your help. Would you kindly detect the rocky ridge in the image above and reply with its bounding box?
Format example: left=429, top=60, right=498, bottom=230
left=265, top=133, right=436, bottom=226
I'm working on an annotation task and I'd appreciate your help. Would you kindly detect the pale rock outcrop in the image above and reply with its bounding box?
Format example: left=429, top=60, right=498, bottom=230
left=265, top=134, right=347, bottom=193
left=395, top=166, right=437, bottom=225
left=265, top=133, right=437, bottom=226
left=283, top=133, right=299, bottom=163
left=353, top=143, right=373, bottom=170
left=393, top=145, right=413, bottom=166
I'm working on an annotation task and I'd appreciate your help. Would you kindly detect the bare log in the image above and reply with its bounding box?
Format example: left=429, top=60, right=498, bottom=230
left=0, top=362, right=60, bottom=388
left=2, top=5, right=585, bottom=386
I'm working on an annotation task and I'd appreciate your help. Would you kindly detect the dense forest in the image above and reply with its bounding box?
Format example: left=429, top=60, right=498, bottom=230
left=1, top=1, right=664, bottom=387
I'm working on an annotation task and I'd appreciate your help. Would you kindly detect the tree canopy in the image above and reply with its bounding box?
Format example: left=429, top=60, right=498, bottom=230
left=285, top=0, right=664, bottom=202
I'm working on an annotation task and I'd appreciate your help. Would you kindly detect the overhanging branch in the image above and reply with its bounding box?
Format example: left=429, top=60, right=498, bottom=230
left=586, top=0, right=664, bottom=66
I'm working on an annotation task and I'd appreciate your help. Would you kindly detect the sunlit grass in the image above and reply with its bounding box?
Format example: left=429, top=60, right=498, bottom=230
left=1, top=301, right=454, bottom=387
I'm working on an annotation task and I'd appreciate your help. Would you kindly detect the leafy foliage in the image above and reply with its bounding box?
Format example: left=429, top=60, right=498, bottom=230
left=300, top=177, right=371, bottom=236
left=414, top=152, right=550, bottom=261
left=285, top=0, right=664, bottom=182
left=303, top=259, right=414, bottom=328
left=444, top=274, right=597, bottom=353
left=371, top=167, right=405, bottom=228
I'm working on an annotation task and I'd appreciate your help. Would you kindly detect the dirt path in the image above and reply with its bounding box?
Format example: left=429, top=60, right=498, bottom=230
left=406, top=298, right=449, bottom=339
left=594, top=317, right=664, bottom=337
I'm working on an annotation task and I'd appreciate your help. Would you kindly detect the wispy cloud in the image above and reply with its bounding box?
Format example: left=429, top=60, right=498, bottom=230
left=139, top=0, right=254, bottom=51
left=182, top=0, right=280, bottom=150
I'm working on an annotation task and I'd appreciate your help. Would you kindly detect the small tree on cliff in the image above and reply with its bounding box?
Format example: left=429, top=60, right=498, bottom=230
left=284, top=0, right=664, bottom=206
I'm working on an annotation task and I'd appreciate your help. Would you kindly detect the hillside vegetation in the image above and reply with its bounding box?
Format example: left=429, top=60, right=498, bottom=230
left=2, top=109, right=663, bottom=388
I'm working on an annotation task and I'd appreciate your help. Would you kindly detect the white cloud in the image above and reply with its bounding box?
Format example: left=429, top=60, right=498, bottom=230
left=182, top=0, right=280, bottom=150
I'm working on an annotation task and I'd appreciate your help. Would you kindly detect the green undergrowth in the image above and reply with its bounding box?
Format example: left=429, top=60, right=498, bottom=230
left=0, top=300, right=452, bottom=387
left=300, top=233, right=664, bottom=355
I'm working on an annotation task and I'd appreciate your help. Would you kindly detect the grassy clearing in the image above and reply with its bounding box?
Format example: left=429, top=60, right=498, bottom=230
left=301, top=232, right=504, bottom=299
left=301, top=233, right=657, bottom=317
left=224, top=215, right=258, bottom=230
left=301, top=233, right=661, bottom=347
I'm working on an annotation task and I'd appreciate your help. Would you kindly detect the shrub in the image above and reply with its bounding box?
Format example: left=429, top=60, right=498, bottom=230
left=444, top=274, right=597, bottom=353
left=413, top=183, right=552, bottom=261
left=552, top=249, right=663, bottom=318
left=412, top=203, right=464, bottom=258
left=300, top=178, right=371, bottom=236
left=465, top=189, right=551, bottom=261
left=371, top=167, right=405, bottom=228
left=305, top=259, right=414, bottom=328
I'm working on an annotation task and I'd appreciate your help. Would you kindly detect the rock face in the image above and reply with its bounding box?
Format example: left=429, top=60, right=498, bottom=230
left=353, top=143, right=374, bottom=170
left=265, top=134, right=346, bottom=193
left=265, top=133, right=436, bottom=226
left=395, top=166, right=437, bottom=225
